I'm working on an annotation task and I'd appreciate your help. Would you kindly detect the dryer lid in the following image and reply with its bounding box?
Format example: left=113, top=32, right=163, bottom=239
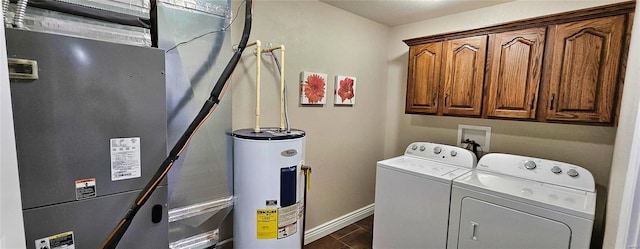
left=476, top=153, right=595, bottom=192
left=453, top=170, right=596, bottom=219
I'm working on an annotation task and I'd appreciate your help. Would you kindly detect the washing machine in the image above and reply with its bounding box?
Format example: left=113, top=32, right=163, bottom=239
left=447, top=153, right=596, bottom=249
left=373, top=142, right=477, bottom=249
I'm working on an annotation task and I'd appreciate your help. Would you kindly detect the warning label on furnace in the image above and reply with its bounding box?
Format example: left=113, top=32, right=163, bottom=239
left=277, top=203, right=299, bottom=239
left=110, top=137, right=141, bottom=181
left=35, top=231, right=75, bottom=249
left=75, top=178, right=96, bottom=200
left=257, top=208, right=278, bottom=240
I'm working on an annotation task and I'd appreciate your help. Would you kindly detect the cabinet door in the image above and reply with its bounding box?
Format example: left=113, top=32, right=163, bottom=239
left=546, top=15, right=625, bottom=123
left=441, top=36, right=487, bottom=116
left=486, top=28, right=546, bottom=119
left=406, top=42, right=442, bottom=114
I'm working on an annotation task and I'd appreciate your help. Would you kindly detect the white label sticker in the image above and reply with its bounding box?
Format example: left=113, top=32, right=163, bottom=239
left=110, top=137, right=141, bottom=181
left=277, top=203, right=299, bottom=239
left=35, top=231, right=74, bottom=249
left=277, top=222, right=297, bottom=239
left=75, top=178, right=96, bottom=200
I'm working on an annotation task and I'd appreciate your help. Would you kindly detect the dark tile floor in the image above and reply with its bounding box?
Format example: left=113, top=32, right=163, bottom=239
left=304, top=215, right=374, bottom=249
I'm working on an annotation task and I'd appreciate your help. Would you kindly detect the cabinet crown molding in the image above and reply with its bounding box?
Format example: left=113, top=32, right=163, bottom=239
left=403, top=1, right=635, bottom=46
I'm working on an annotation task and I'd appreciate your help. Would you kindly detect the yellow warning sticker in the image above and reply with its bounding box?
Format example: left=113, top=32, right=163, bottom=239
left=35, top=231, right=75, bottom=249
left=256, top=208, right=278, bottom=240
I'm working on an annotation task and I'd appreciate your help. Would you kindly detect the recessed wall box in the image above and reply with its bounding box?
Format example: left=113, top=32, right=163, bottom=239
left=457, top=124, right=491, bottom=153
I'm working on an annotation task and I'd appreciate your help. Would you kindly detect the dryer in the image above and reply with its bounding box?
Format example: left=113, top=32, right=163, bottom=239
left=447, top=153, right=596, bottom=249
left=373, top=142, right=477, bottom=249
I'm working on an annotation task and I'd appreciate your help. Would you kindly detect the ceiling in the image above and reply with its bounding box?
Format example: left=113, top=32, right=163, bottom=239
left=319, top=0, right=516, bottom=27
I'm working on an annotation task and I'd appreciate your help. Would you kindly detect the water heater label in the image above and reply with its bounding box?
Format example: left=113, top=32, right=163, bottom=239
left=277, top=203, right=299, bottom=239
left=35, top=231, right=74, bottom=249
left=75, top=178, right=96, bottom=200
left=256, top=208, right=278, bottom=240
left=110, top=137, right=141, bottom=181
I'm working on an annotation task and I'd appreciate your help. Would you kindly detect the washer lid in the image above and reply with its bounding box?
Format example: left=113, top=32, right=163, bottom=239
left=377, top=156, right=473, bottom=183
left=453, top=170, right=596, bottom=219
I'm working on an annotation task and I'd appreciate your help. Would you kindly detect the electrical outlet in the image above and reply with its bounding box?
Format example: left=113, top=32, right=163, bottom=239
left=457, top=125, right=491, bottom=153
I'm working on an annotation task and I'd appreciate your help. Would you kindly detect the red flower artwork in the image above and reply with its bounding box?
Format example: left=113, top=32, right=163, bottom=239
left=337, top=77, right=355, bottom=102
left=304, top=74, right=326, bottom=103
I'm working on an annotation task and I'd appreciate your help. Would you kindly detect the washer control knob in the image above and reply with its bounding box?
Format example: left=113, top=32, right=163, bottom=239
left=434, top=147, right=442, bottom=155
left=419, top=145, right=426, bottom=151
left=450, top=150, right=458, bottom=157
left=524, top=160, right=537, bottom=170
left=411, top=144, right=418, bottom=150
left=551, top=166, right=562, bottom=174
left=567, top=169, right=579, bottom=177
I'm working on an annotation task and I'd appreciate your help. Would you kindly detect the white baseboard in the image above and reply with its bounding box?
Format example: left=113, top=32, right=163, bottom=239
left=303, top=203, right=375, bottom=245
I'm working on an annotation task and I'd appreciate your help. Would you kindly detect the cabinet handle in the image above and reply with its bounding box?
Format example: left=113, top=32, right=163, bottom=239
left=550, top=93, right=555, bottom=110
left=444, top=93, right=449, bottom=107
left=530, top=93, right=535, bottom=110
left=432, top=93, right=437, bottom=106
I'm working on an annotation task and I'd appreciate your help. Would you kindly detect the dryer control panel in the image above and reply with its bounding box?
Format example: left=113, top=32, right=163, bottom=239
left=476, top=153, right=595, bottom=192
left=404, top=142, right=477, bottom=169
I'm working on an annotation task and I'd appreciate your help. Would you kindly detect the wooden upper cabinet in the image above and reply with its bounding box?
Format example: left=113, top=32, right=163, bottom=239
left=402, top=2, right=633, bottom=126
left=441, top=36, right=487, bottom=116
left=545, top=15, right=625, bottom=123
left=485, top=27, right=546, bottom=119
left=406, top=42, right=442, bottom=114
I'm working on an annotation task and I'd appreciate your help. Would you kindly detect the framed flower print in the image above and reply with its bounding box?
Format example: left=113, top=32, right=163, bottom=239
left=300, top=71, right=327, bottom=105
left=334, top=75, right=356, bottom=105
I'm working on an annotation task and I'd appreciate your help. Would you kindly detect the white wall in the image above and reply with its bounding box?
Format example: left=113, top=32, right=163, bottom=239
left=0, top=21, right=26, bottom=248
left=605, top=2, right=640, bottom=247
left=231, top=0, right=389, bottom=229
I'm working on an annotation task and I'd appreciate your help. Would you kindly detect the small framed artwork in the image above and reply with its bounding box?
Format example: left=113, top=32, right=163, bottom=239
left=300, top=71, right=327, bottom=105
left=334, top=75, right=356, bottom=105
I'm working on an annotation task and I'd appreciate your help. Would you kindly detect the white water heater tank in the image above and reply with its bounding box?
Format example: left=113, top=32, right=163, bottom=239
left=233, top=128, right=306, bottom=249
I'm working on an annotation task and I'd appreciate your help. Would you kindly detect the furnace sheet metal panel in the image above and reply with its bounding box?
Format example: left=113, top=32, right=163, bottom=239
left=6, top=28, right=168, bottom=247
left=23, top=186, right=168, bottom=248
left=156, top=0, right=234, bottom=245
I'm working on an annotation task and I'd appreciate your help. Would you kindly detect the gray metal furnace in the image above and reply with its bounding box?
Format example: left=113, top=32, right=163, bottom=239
left=7, top=28, right=168, bottom=248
